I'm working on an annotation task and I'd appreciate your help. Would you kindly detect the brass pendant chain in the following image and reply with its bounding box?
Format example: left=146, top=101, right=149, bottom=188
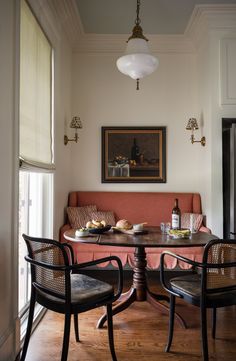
left=135, top=0, right=141, bottom=25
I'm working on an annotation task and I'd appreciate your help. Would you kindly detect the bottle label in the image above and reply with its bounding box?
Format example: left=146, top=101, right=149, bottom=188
left=172, top=214, right=180, bottom=229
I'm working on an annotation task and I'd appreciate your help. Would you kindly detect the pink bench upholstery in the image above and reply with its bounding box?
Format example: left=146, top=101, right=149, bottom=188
left=60, top=191, right=210, bottom=269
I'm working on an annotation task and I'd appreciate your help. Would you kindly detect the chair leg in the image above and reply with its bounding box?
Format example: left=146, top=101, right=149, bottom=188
left=74, top=313, right=80, bottom=342
left=61, top=312, right=71, bottom=361
left=107, top=303, right=117, bottom=361
left=20, top=289, right=36, bottom=361
left=165, top=294, right=175, bottom=352
left=201, top=305, right=209, bottom=361
left=212, top=307, right=216, bottom=339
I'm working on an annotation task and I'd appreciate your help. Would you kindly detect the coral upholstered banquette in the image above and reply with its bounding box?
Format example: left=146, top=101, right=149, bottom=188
left=60, top=191, right=210, bottom=269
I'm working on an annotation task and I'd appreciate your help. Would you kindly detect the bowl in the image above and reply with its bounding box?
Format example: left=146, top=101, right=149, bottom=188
left=88, top=225, right=112, bottom=234
left=133, top=223, right=144, bottom=231
left=75, top=229, right=89, bottom=237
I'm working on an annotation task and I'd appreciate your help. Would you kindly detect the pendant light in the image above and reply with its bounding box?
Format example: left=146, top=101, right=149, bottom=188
left=116, top=0, right=158, bottom=90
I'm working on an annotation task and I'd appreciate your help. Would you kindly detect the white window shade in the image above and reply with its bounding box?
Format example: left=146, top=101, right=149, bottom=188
left=20, top=0, right=54, bottom=170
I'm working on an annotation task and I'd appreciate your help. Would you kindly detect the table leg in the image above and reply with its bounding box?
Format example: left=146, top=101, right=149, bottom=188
left=97, top=246, right=146, bottom=328
left=97, top=246, right=186, bottom=329
left=146, top=289, right=187, bottom=329
left=133, top=246, right=147, bottom=301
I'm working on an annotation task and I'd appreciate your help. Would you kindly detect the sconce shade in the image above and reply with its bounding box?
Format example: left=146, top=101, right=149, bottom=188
left=64, top=116, right=83, bottom=145
left=185, top=117, right=206, bottom=146
left=70, top=116, right=82, bottom=129
left=117, top=38, right=158, bottom=80
left=186, top=118, right=199, bottom=131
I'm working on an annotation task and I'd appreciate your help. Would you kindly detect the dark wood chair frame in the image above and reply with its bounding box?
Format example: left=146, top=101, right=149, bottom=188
left=20, top=234, right=123, bottom=361
left=160, top=238, right=236, bottom=361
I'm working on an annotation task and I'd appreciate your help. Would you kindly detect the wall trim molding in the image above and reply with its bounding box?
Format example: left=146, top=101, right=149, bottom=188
left=0, top=317, right=20, bottom=361
left=220, top=37, right=236, bottom=105
left=72, top=34, right=195, bottom=54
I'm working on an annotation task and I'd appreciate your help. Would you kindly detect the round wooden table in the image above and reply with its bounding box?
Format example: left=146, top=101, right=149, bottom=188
left=64, top=227, right=217, bottom=329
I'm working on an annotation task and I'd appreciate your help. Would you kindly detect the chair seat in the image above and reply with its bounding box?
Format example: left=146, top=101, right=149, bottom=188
left=170, top=273, right=236, bottom=307
left=37, top=273, right=114, bottom=305
left=71, top=273, right=114, bottom=304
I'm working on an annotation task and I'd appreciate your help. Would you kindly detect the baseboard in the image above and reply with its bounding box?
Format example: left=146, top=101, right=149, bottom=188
left=0, top=317, right=20, bottom=361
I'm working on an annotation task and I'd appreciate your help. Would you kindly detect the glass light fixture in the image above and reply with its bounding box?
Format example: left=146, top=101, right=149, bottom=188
left=116, top=0, right=158, bottom=90
left=64, top=116, right=83, bottom=145
left=186, top=118, right=206, bottom=146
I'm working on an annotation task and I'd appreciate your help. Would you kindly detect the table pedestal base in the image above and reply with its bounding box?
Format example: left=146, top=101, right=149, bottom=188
left=97, top=246, right=187, bottom=329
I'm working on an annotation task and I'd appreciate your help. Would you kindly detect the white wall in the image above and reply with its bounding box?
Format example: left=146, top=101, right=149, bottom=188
left=52, top=27, right=72, bottom=239
left=0, top=1, right=19, bottom=360
left=70, top=52, right=207, bottom=203
left=196, top=29, right=236, bottom=237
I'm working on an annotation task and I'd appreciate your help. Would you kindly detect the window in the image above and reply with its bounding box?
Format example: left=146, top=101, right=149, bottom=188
left=18, top=172, right=53, bottom=312
left=18, top=0, right=54, bottom=334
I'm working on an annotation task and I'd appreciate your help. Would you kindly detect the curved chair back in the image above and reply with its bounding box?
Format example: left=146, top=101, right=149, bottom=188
left=23, top=234, right=73, bottom=303
left=202, top=239, right=236, bottom=299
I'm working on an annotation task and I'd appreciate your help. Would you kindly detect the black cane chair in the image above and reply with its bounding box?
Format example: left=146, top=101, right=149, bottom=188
left=160, top=239, right=236, bottom=361
left=20, top=234, right=123, bottom=361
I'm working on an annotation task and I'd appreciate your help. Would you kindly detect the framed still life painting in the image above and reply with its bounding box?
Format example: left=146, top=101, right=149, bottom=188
left=102, top=126, right=166, bottom=183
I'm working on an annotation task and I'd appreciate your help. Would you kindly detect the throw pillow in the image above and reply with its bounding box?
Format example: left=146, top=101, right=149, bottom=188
left=181, top=212, right=204, bottom=231
left=67, top=205, right=97, bottom=229
left=90, top=211, right=116, bottom=226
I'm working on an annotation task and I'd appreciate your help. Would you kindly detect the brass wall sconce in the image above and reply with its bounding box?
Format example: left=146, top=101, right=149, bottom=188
left=64, top=116, right=82, bottom=145
left=186, top=118, right=206, bottom=146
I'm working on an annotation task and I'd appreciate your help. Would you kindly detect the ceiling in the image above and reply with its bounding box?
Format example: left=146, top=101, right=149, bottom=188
left=75, top=0, right=236, bottom=35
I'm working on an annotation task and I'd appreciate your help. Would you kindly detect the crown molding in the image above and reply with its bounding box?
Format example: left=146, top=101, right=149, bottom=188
left=185, top=4, right=236, bottom=49
left=28, top=0, right=61, bottom=41
left=53, top=2, right=236, bottom=54
left=72, top=34, right=195, bottom=54
left=48, top=0, right=84, bottom=44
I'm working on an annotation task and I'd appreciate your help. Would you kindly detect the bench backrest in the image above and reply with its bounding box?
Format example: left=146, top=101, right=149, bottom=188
left=68, top=191, right=202, bottom=226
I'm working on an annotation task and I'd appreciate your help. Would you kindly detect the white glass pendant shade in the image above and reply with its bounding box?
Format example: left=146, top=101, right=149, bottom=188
left=117, top=38, right=159, bottom=80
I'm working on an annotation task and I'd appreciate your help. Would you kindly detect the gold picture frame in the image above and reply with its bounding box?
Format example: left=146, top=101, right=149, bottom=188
left=102, top=126, right=166, bottom=183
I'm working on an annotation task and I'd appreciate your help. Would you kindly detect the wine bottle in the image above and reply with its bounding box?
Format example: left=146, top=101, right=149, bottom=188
left=171, top=198, right=181, bottom=229
left=131, top=138, right=140, bottom=162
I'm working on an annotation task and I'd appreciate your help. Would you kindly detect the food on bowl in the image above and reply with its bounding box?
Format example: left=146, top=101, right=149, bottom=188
left=86, top=219, right=107, bottom=229
left=116, top=219, right=133, bottom=230
left=75, top=228, right=89, bottom=237
left=168, top=229, right=191, bottom=238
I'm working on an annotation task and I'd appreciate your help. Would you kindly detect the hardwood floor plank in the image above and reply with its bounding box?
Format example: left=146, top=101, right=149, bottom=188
left=24, top=274, right=236, bottom=361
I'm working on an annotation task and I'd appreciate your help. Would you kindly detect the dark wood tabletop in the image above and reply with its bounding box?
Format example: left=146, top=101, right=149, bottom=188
left=64, top=226, right=217, bottom=248
left=98, top=226, right=217, bottom=248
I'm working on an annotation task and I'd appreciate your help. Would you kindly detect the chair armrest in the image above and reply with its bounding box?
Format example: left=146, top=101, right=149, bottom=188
left=69, top=256, right=123, bottom=301
left=25, top=255, right=68, bottom=271
left=160, top=251, right=203, bottom=297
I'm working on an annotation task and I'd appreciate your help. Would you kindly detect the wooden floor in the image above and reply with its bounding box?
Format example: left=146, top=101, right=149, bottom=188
left=24, top=272, right=236, bottom=361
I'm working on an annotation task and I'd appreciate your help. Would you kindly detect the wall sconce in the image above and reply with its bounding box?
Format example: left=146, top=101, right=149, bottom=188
left=64, top=116, right=82, bottom=145
left=186, top=118, right=206, bottom=146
